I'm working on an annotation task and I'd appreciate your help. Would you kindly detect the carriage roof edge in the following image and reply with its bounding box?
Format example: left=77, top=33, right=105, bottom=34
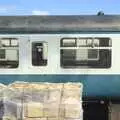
left=0, top=15, right=120, bottom=33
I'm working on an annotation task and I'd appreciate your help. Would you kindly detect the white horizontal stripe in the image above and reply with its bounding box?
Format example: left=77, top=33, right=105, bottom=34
left=60, top=47, right=111, bottom=49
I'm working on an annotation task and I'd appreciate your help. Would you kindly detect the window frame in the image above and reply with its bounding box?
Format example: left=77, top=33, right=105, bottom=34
left=31, top=41, right=48, bottom=67
left=0, top=37, right=19, bottom=69
left=60, top=37, right=112, bottom=69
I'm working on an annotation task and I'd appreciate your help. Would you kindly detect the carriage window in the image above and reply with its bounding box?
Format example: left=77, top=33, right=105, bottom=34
left=60, top=38, right=111, bottom=68
left=0, top=38, right=19, bottom=68
left=32, top=42, right=48, bottom=66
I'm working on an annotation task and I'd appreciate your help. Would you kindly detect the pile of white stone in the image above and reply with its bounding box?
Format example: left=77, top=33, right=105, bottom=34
left=0, top=82, right=83, bottom=120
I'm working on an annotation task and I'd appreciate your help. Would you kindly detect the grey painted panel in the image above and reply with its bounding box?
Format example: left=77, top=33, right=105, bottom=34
left=0, top=16, right=120, bottom=33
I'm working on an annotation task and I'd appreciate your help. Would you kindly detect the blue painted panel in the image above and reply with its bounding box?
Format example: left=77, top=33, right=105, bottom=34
left=0, top=74, right=120, bottom=98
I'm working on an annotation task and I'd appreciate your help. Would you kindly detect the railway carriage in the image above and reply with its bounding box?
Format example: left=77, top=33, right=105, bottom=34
left=0, top=15, right=120, bottom=120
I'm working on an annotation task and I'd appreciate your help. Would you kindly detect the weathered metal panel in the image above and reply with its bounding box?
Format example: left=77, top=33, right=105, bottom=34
left=0, top=16, right=120, bottom=33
